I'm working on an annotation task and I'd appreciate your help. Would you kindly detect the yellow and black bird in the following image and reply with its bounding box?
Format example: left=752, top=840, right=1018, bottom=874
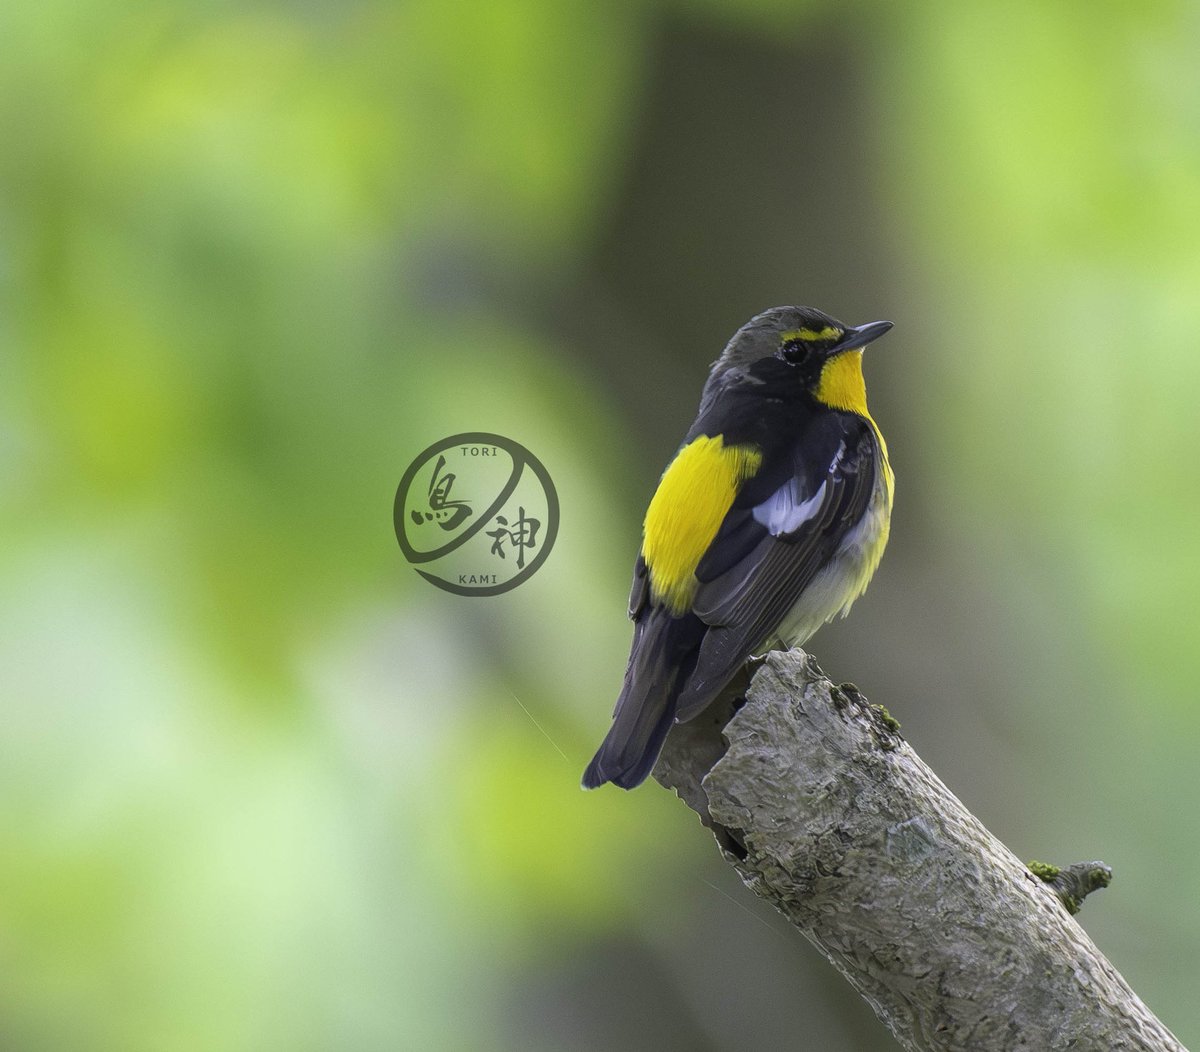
left=583, top=306, right=894, bottom=790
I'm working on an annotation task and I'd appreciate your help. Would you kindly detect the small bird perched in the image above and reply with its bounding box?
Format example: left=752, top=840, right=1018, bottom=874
left=583, top=306, right=895, bottom=790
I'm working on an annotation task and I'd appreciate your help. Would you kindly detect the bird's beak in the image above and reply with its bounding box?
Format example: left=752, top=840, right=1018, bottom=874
left=832, top=320, right=893, bottom=353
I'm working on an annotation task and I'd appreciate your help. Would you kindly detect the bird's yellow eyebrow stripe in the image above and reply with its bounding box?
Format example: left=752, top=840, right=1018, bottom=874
left=642, top=435, right=762, bottom=614
left=782, top=326, right=842, bottom=342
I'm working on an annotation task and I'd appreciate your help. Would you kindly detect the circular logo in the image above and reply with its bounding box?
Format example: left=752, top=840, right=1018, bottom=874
left=394, top=433, right=559, bottom=596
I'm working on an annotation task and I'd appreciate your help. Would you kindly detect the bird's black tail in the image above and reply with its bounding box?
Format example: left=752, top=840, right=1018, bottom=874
left=582, top=614, right=701, bottom=790
left=581, top=689, right=677, bottom=790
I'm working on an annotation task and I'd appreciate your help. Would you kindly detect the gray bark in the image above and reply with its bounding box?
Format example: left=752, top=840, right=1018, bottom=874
left=653, top=649, right=1186, bottom=1052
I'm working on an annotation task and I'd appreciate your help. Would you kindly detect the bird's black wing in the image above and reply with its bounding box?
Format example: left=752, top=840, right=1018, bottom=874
left=673, top=414, right=878, bottom=721
left=628, top=553, right=648, bottom=619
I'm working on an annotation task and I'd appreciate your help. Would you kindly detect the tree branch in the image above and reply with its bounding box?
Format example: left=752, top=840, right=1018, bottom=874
left=653, top=649, right=1186, bottom=1052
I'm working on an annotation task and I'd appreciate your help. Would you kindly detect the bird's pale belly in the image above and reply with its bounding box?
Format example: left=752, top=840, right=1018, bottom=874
left=765, top=452, right=892, bottom=651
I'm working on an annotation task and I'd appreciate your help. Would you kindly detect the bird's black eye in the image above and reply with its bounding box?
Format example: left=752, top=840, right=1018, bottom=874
left=779, top=338, right=812, bottom=366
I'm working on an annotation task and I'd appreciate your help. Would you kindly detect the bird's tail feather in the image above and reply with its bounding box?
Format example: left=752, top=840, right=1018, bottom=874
left=581, top=689, right=676, bottom=790
left=582, top=615, right=699, bottom=790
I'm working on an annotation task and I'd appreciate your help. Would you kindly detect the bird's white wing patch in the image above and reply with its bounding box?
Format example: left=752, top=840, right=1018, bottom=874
left=751, top=443, right=844, bottom=536
left=752, top=478, right=826, bottom=535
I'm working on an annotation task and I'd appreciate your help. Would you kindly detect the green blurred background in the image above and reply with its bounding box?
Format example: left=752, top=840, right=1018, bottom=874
left=3, top=0, right=1198, bottom=1048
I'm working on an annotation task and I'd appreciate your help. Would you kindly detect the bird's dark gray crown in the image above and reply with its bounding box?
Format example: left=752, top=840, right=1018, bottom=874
left=692, top=306, right=847, bottom=416
left=714, top=306, right=847, bottom=371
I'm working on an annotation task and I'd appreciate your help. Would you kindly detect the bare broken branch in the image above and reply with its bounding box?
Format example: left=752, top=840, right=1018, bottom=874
left=653, top=649, right=1185, bottom=1052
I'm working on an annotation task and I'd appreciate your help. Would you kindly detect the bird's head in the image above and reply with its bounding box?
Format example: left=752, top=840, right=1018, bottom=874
left=704, top=306, right=893, bottom=415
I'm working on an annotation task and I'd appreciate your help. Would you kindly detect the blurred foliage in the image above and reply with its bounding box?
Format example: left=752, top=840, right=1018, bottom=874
left=1, top=0, right=1198, bottom=1049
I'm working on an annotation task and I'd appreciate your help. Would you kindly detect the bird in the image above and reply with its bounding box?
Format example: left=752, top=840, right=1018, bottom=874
left=583, top=306, right=895, bottom=790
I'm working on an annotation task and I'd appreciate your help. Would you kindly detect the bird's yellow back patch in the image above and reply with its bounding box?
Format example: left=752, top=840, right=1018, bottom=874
left=643, top=435, right=761, bottom=614
left=815, top=349, right=868, bottom=416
